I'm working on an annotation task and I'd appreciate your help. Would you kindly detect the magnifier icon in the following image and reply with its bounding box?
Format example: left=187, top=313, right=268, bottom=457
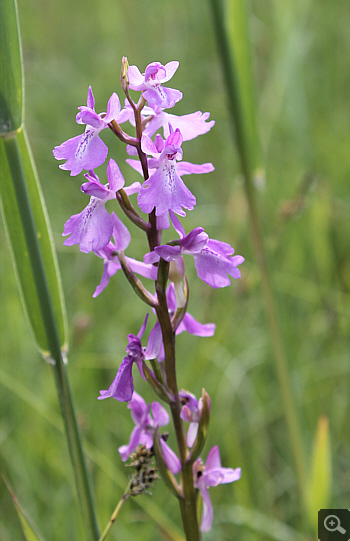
left=324, top=515, right=346, bottom=534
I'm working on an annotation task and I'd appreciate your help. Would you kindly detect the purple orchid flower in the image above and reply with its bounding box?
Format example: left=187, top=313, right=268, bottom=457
left=62, top=159, right=140, bottom=253
left=194, top=446, right=241, bottom=532
left=118, top=392, right=181, bottom=474
left=179, top=390, right=211, bottom=447
left=98, top=314, right=162, bottom=402
left=127, top=128, right=214, bottom=229
left=128, top=61, right=182, bottom=109
left=53, top=86, right=121, bottom=176
left=118, top=99, right=215, bottom=142
left=153, top=212, right=245, bottom=288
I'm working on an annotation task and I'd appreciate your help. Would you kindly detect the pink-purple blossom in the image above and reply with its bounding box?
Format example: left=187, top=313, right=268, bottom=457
left=98, top=315, right=162, bottom=402
left=128, top=61, right=182, bottom=109
left=127, top=128, right=214, bottom=228
left=194, top=446, right=241, bottom=532
left=153, top=212, right=245, bottom=288
left=62, top=160, right=139, bottom=254
left=118, top=392, right=181, bottom=474
left=53, top=86, right=120, bottom=176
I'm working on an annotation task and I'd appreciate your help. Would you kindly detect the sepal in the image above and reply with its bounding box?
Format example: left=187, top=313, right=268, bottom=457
left=188, top=389, right=211, bottom=463
left=153, top=428, right=182, bottom=499
left=142, top=361, right=174, bottom=404
left=171, top=274, right=189, bottom=332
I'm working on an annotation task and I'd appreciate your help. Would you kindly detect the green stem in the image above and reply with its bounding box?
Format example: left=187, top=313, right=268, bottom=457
left=208, top=0, right=306, bottom=507
left=98, top=491, right=130, bottom=541
left=3, top=135, right=100, bottom=540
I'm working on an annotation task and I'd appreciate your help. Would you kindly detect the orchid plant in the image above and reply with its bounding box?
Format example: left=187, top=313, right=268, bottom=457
left=53, top=58, right=243, bottom=540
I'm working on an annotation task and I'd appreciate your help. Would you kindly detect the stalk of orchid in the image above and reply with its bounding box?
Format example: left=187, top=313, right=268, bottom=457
left=53, top=57, right=243, bottom=540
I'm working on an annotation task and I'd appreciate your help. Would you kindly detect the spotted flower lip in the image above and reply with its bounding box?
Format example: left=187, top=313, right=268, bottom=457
left=127, top=128, right=214, bottom=229
left=194, top=446, right=241, bottom=532
left=62, top=159, right=139, bottom=253
left=127, top=61, right=182, bottom=109
left=53, top=86, right=120, bottom=176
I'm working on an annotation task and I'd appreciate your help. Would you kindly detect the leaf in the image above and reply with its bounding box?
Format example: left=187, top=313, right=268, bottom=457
left=2, top=476, right=47, bottom=541
left=0, top=0, right=23, bottom=134
left=226, top=0, right=262, bottom=173
left=0, top=129, right=68, bottom=357
left=305, top=415, right=332, bottom=532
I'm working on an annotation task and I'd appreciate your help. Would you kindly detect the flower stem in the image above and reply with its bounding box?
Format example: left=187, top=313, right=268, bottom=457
left=97, top=490, right=130, bottom=541
left=208, top=0, right=306, bottom=508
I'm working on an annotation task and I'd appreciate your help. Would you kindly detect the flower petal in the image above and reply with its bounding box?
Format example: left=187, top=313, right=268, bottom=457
left=92, top=259, right=121, bottom=297
left=128, top=65, right=146, bottom=90
left=118, top=426, right=142, bottom=461
left=198, top=485, right=214, bottom=532
left=107, top=159, right=125, bottom=192
left=62, top=197, right=113, bottom=253
left=104, top=92, right=121, bottom=123
left=160, top=439, right=181, bottom=474
left=151, top=401, right=169, bottom=427
left=98, top=356, right=134, bottom=402
left=177, top=312, right=216, bottom=337
left=145, top=321, right=163, bottom=359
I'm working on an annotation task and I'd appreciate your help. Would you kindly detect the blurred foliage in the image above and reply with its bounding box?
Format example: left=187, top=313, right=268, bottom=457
left=1, top=0, right=349, bottom=540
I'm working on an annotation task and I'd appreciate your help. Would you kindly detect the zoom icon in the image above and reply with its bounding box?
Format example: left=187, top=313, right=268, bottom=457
left=318, top=509, right=350, bottom=540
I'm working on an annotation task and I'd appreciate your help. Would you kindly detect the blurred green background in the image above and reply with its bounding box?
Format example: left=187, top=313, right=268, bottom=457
left=1, top=0, right=349, bottom=540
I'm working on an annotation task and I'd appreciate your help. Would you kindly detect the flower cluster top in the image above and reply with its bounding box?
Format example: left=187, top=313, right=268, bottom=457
left=53, top=59, right=243, bottom=294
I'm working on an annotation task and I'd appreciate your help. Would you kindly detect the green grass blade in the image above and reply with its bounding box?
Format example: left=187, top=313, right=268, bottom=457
left=226, top=0, right=261, bottom=172
left=208, top=0, right=307, bottom=514
left=2, top=476, right=46, bottom=541
left=0, top=129, right=68, bottom=357
left=0, top=0, right=23, bottom=134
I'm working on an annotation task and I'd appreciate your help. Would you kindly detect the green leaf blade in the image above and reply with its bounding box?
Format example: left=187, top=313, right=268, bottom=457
left=305, top=416, right=332, bottom=532
left=226, top=0, right=261, bottom=173
left=0, top=0, right=23, bottom=134
left=0, top=129, right=68, bottom=357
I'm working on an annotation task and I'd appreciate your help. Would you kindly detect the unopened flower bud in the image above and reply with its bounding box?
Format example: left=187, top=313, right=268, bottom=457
left=121, top=56, right=129, bottom=92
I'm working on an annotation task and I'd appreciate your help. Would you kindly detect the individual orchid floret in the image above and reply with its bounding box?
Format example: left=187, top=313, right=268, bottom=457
left=93, top=213, right=157, bottom=297
left=62, top=160, right=137, bottom=253
left=53, top=86, right=121, bottom=176
left=128, top=128, right=214, bottom=229
left=154, top=212, right=245, bottom=288
left=98, top=315, right=162, bottom=402
left=118, top=392, right=181, bottom=474
left=128, top=61, right=182, bottom=109
left=194, top=446, right=241, bottom=532
left=179, top=390, right=211, bottom=447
